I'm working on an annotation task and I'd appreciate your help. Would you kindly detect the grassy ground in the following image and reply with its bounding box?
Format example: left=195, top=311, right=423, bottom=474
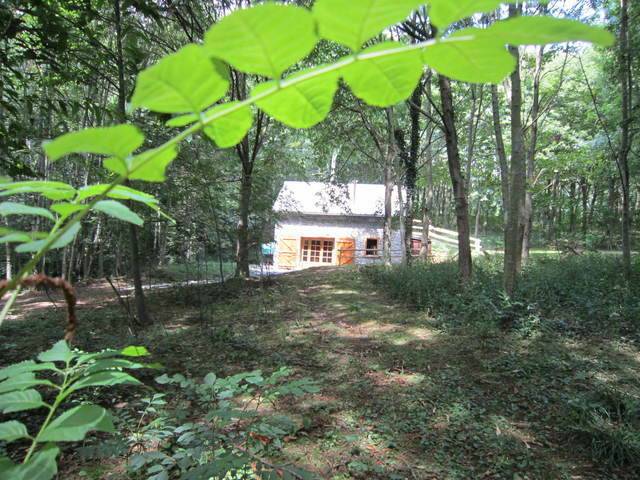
left=1, top=265, right=639, bottom=479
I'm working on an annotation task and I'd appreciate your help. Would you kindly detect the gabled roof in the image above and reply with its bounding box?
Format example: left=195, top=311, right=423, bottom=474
left=273, top=181, right=403, bottom=216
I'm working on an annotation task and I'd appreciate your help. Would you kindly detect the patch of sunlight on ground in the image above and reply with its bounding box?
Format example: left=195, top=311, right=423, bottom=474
left=329, top=289, right=360, bottom=295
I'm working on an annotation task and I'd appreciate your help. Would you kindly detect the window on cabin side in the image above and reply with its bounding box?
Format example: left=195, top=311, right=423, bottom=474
left=365, top=238, right=379, bottom=256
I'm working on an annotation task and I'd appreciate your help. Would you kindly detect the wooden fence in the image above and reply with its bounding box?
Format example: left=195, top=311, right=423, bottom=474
left=412, top=220, right=483, bottom=254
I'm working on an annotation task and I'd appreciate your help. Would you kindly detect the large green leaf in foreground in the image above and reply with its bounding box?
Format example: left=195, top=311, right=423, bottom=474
left=485, top=16, right=615, bottom=46
left=44, top=125, right=144, bottom=161
left=203, top=103, right=254, bottom=148
left=343, top=42, right=423, bottom=107
left=253, top=67, right=340, bottom=128
left=313, top=0, right=423, bottom=51
left=131, top=44, right=229, bottom=114
left=39, top=404, right=115, bottom=442
left=205, top=4, right=317, bottom=78
left=423, top=30, right=516, bottom=84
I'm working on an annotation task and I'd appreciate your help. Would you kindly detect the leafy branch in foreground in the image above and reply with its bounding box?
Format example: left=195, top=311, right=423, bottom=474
left=0, top=0, right=613, bottom=322
left=0, top=342, right=150, bottom=479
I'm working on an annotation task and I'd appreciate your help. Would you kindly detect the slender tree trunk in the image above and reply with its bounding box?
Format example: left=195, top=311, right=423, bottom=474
left=618, top=0, right=633, bottom=280
left=438, top=75, right=472, bottom=282
left=491, top=84, right=509, bottom=225
left=580, top=178, right=589, bottom=238
left=504, top=4, right=526, bottom=295
left=569, top=181, right=577, bottom=234
left=236, top=166, right=252, bottom=277
left=420, top=75, right=434, bottom=260
left=115, top=0, right=150, bottom=324
left=383, top=147, right=394, bottom=266
left=474, top=198, right=482, bottom=239
left=522, top=45, right=544, bottom=263
left=403, top=83, right=422, bottom=262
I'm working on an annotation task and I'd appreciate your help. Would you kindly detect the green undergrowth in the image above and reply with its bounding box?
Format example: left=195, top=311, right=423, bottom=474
left=364, top=253, right=640, bottom=339
left=2, top=263, right=640, bottom=478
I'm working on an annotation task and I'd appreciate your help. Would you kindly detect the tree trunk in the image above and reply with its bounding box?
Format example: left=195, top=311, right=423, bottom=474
left=420, top=75, right=434, bottom=261
left=404, top=83, right=422, bottom=262
left=569, top=181, right=577, bottom=234
left=236, top=168, right=252, bottom=277
left=522, top=45, right=544, bottom=263
left=504, top=4, right=526, bottom=296
left=115, top=0, right=150, bottom=324
left=580, top=178, right=589, bottom=238
left=491, top=84, right=509, bottom=225
left=438, top=75, right=472, bottom=282
left=383, top=147, right=394, bottom=266
left=618, top=0, right=633, bottom=280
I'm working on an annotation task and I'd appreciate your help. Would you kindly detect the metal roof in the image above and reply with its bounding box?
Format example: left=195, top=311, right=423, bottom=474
left=273, top=181, right=403, bottom=216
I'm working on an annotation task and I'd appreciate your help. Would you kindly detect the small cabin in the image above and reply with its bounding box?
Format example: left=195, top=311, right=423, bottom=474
left=273, top=181, right=414, bottom=269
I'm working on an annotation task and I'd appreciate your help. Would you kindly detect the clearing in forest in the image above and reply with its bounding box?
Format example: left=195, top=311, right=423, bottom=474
left=2, top=267, right=639, bottom=479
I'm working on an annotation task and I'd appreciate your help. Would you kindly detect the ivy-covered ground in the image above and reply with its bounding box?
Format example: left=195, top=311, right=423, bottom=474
left=1, top=262, right=639, bottom=479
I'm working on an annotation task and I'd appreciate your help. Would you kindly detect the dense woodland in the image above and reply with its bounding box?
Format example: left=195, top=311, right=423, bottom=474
left=0, top=0, right=639, bottom=479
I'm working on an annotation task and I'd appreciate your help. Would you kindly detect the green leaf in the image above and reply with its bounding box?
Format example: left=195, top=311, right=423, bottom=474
left=428, top=0, right=513, bottom=29
left=423, top=30, right=516, bottom=84
left=313, top=0, right=423, bottom=51
left=76, top=185, right=158, bottom=206
left=131, top=44, right=229, bottom=114
left=50, top=203, right=87, bottom=221
left=121, top=346, right=149, bottom=357
left=0, top=389, right=46, bottom=414
left=0, top=373, right=55, bottom=394
left=0, top=181, right=76, bottom=201
left=166, top=113, right=198, bottom=128
left=343, top=42, right=423, bottom=107
left=204, top=4, right=317, bottom=78
left=0, top=421, right=29, bottom=441
left=203, top=102, right=253, bottom=148
left=253, top=67, right=339, bottom=128
left=0, top=361, right=57, bottom=381
left=93, top=200, right=143, bottom=226
left=0, top=202, right=54, bottom=221
left=484, top=16, right=615, bottom=47
left=204, top=372, right=217, bottom=385
left=128, top=145, right=179, bottom=182
left=84, top=358, right=147, bottom=374
left=0, top=233, right=32, bottom=244
left=68, top=371, right=141, bottom=394
left=15, top=223, right=81, bottom=253
left=37, top=340, right=74, bottom=363
left=4, top=445, right=59, bottom=480
left=39, top=404, right=115, bottom=442
left=44, top=125, right=144, bottom=161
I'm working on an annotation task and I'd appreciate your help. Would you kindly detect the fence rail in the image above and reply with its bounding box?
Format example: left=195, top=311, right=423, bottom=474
left=412, top=220, right=482, bottom=253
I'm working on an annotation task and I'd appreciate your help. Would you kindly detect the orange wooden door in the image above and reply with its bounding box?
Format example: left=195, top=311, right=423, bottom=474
left=277, top=237, right=298, bottom=268
left=337, top=238, right=355, bottom=265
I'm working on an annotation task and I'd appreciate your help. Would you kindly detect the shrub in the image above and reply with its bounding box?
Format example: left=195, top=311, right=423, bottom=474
left=363, top=254, right=640, bottom=337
